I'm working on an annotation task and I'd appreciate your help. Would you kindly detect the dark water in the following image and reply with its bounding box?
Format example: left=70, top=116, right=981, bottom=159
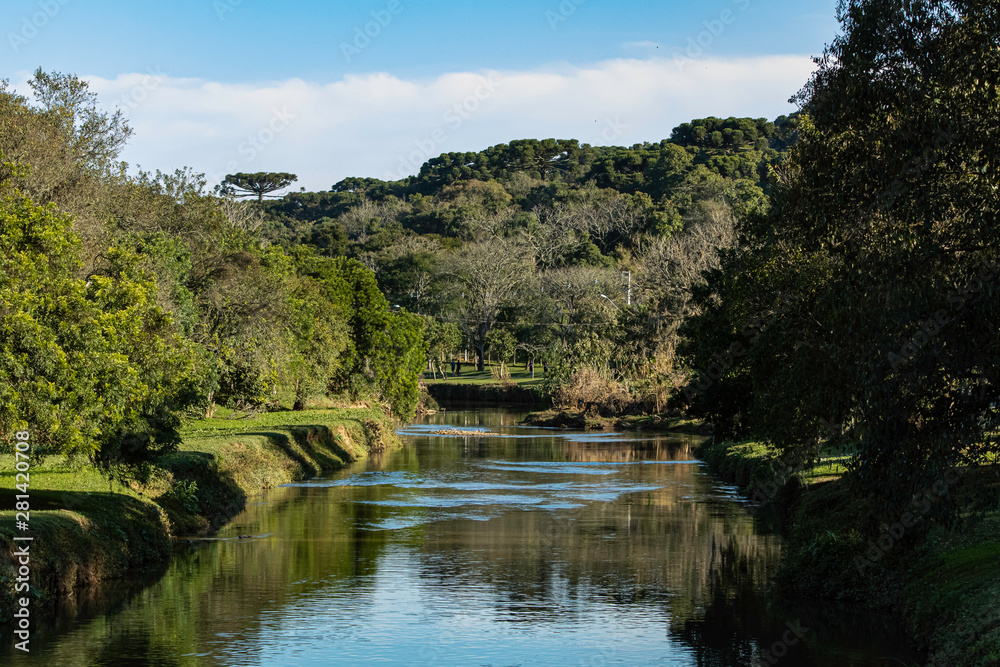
left=6, top=408, right=920, bottom=666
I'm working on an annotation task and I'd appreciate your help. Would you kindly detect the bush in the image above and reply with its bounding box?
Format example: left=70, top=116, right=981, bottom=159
left=166, top=479, right=200, bottom=513
left=552, top=367, right=631, bottom=416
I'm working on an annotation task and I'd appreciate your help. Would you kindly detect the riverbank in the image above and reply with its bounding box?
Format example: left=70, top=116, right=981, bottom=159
left=425, top=380, right=547, bottom=406
left=0, top=405, right=398, bottom=623
left=521, top=408, right=704, bottom=434
left=697, top=439, right=1000, bottom=666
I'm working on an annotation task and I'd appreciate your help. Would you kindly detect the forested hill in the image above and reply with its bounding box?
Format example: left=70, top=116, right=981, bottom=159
left=264, top=114, right=799, bottom=254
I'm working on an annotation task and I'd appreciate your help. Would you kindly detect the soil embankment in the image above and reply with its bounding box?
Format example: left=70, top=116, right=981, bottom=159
left=697, top=439, right=1000, bottom=666
left=0, top=407, right=399, bottom=623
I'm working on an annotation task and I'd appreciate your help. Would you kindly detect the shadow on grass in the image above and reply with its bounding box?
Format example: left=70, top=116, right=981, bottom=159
left=287, top=425, right=358, bottom=470
left=0, top=489, right=172, bottom=626
left=157, top=451, right=248, bottom=533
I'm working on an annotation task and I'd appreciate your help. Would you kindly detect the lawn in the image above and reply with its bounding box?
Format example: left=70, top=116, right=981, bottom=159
left=424, top=361, right=547, bottom=387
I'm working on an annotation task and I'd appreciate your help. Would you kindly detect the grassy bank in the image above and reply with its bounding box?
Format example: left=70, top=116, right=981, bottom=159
left=425, top=365, right=548, bottom=406
left=424, top=362, right=546, bottom=388
left=0, top=405, right=398, bottom=623
left=697, top=439, right=1000, bottom=666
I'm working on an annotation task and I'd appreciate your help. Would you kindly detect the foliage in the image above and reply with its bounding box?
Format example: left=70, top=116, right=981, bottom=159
left=221, top=172, right=298, bottom=203
left=0, top=195, right=192, bottom=482
left=0, top=73, right=429, bottom=484
left=486, top=326, right=516, bottom=364
left=682, top=0, right=1000, bottom=530
left=423, top=316, right=462, bottom=365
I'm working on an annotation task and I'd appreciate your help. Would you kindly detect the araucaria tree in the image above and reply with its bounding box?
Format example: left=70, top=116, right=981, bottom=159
left=222, top=172, right=298, bottom=203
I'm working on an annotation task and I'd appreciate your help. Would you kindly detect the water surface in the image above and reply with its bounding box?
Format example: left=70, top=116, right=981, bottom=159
left=5, top=408, right=919, bottom=666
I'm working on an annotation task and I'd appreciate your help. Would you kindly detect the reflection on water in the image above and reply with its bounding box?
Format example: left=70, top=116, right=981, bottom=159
left=5, top=408, right=920, bottom=666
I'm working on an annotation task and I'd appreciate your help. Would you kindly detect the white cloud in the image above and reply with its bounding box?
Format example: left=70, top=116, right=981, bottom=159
left=77, top=55, right=816, bottom=192
left=622, top=41, right=663, bottom=57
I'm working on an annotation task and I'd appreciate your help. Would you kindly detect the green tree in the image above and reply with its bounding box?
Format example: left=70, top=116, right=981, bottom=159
left=423, top=317, right=462, bottom=378
left=684, top=0, right=1000, bottom=529
left=285, top=263, right=350, bottom=411
left=486, top=326, right=516, bottom=375
left=222, top=172, right=298, bottom=204
left=0, top=194, right=193, bottom=482
left=0, top=70, right=135, bottom=267
left=309, top=256, right=426, bottom=418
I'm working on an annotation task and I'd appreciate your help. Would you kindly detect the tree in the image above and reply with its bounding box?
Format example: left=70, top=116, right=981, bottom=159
left=1, top=70, right=135, bottom=267
left=486, top=326, right=516, bottom=376
left=286, top=254, right=351, bottom=411
left=683, top=0, right=1000, bottom=530
left=371, top=310, right=426, bottom=418
left=27, top=68, right=132, bottom=174
left=0, top=194, right=194, bottom=482
left=221, top=172, right=297, bottom=204
left=423, top=316, right=462, bottom=379
left=445, top=238, right=534, bottom=371
left=311, top=257, right=426, bottom=419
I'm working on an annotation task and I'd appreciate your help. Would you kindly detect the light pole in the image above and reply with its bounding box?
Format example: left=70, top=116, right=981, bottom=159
left=622, top=271, right=631, bottom=306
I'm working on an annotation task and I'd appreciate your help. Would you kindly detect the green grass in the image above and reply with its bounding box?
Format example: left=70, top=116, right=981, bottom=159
left=0, top=459, right=143, bottom=497
left=0, top=404, right=399, bottom=624
left=904, top=513, right=1000, bottom=666
left=424, top=362, right=546, bottom=387
left=700, top=438, right=1000, bottom=665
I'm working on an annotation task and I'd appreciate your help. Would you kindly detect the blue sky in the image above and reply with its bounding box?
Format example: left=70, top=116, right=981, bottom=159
left=4, top=0, right=840, bottom=190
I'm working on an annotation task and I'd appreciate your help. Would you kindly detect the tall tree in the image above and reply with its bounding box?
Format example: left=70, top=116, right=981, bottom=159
left=684, top=0, right=1000, bottom=529
left=0, top=193, right=194, bottom=482
left=445, top=238, right=534, bottom=371
left=221, top=172, right=297, bottom=204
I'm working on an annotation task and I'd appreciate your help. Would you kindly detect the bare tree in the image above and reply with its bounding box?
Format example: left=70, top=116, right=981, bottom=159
left=339, top=198, right=402, bottom=243
left=636, top=198, right=738, bottom=356
left=218, top=195, right=265, bottom=232
left=523, top=204, right=586, bottom=269
left=444, top=238, right=534, bottom=371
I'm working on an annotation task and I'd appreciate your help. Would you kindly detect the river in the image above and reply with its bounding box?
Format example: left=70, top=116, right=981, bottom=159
left=6, top=407, right=920, bottom=666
